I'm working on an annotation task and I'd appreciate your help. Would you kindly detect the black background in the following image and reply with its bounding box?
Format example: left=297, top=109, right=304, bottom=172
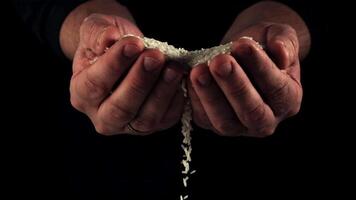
left=4, top=1, right=349, bottom=199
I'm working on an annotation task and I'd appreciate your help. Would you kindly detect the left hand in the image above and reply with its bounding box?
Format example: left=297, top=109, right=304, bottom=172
left=188, top=23, right=303, bottom=137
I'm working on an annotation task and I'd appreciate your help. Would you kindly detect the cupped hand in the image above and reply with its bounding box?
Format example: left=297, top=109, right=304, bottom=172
left=70, top=14, right=185, bottom=135
left=189, top=23, right=302, bottom=137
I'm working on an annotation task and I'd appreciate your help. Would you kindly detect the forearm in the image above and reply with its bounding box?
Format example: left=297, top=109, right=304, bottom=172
left=59, top=0, right=135, bottom=59
left=222, top=1, right=311, bottom=60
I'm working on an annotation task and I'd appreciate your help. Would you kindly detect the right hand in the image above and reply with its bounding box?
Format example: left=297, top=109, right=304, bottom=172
left=70, top=14, right=185, bottom=135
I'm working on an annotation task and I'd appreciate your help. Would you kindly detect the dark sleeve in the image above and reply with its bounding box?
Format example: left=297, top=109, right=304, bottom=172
left=13, top=0, right=86, bottom=57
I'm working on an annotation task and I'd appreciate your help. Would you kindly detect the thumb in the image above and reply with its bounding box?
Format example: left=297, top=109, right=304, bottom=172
left=266, top=24, right=299, bottom=69
left=80, top=14, right=142, bottom=56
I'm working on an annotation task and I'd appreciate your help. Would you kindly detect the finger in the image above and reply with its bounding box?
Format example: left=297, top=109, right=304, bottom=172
left=80, top=19, right=121, bottom=55
left=190, top=63, right=245, bottom=136
left=97, top=49, right=165, bottom=130
left=233, top=37, right=289, bottom=93
left=70, top=36, right=144, bottom=111
left=129, top=62, right=184, bottom=132
left=233, top=38, right=302, bottom=117
left=209, top=54, right=276, bottom=136
left=159, top=88, right=185, bottom=131
left=80, top=14, right=139, bottom=55
left=73, top=25, right=122, bottom=75
left=93, top=26, right=122, bottom=54
left=187, top=78, right=213, bottom=130
left=89, top=17, right=143, bottom=55
left=265, top=24, right=299, bottom=68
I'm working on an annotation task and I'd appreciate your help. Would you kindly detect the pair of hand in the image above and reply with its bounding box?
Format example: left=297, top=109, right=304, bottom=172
left=70, top=14, right=302, bottom=137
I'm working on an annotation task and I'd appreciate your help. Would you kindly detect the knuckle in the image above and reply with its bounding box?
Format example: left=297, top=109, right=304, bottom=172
left=267, top=78, right=289, bottom=101
left=83, top=73, right=108, bottom=99
left=268, top=80, right=302, bottom=117
left=129, top=80, right=148, bottom=97
left=253, top=126, right=276, bottom=137
left=103, top=101, right=136, bottom=123
left=243, top=102, right=270, bottom=126
left=94, top=122, right=112, bottom=136
left=228, top=81, right=250, bottom=99
left=70, top=96, right=85, bottom=112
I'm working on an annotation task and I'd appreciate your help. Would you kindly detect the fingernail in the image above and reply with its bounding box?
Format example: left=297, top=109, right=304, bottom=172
left=163, top=68, right=178, bottom=83
left=216, top=62, right=232, bottom=77
left=198, top=73, right=211, bottom=86
left=123, top=44, right=141, bottom=58
left=144, top=56, right=160, bottom=71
